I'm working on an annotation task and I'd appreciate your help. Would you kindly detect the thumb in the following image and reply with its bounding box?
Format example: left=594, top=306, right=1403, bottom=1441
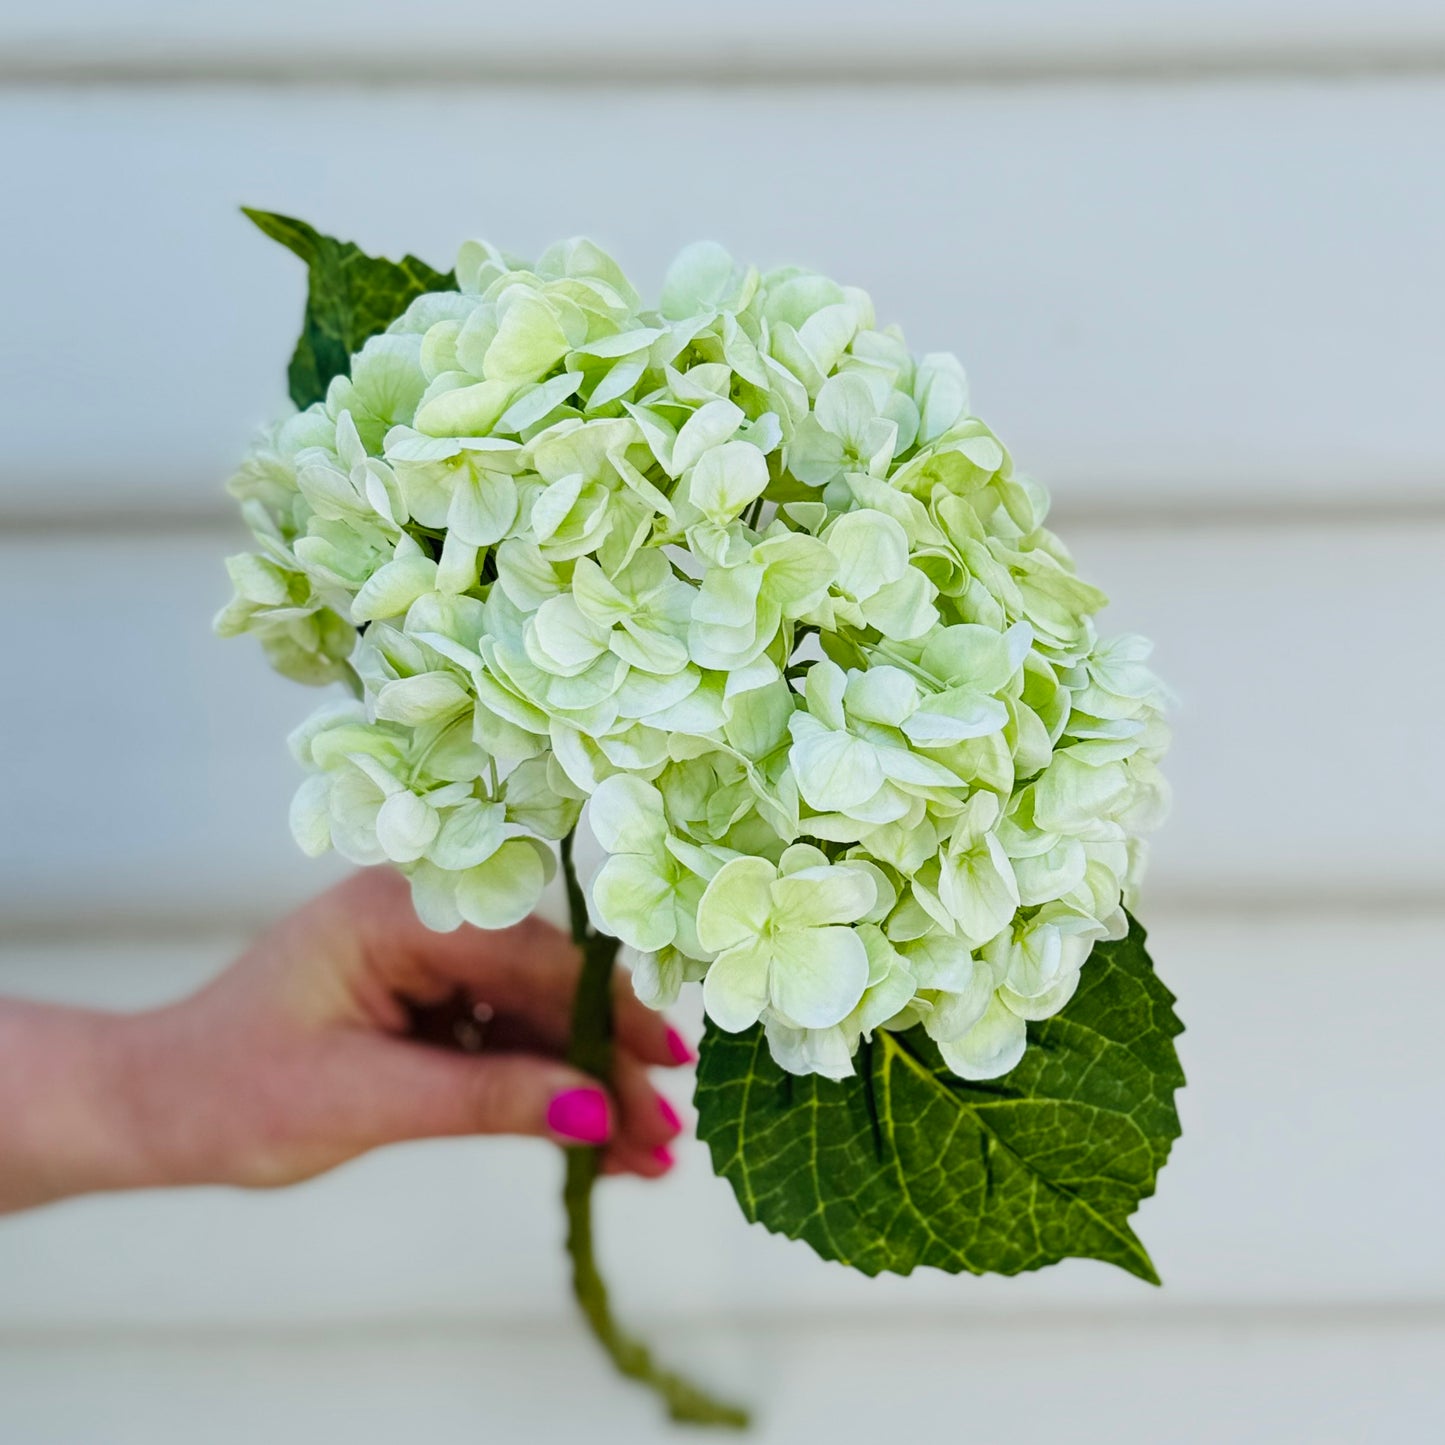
left=334, top=1036, right=615, bottom=1150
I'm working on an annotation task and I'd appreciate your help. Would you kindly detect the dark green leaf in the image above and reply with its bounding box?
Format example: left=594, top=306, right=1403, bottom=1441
left=694, top=914, right=1184, bottom=1283
left=243, top=208, right=455, bottom=410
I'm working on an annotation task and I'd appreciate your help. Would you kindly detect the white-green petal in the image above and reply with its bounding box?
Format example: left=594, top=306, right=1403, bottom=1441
left=351, top=556, right=438, bottom=623
left=632, top=948, right=687, bottom=1010
left=826, top=510, right=909, bottom=598
left=1012, top=839, right=1088, bottom=906
left=455, top=838, right=549, bottom=930
left=763, top=1018, right=857, bottom=1081
left=787, top=715, right=884, bottom=812
left=375, top=790, right=440, bottom=863
left=940, top=835, right=1020, bottom=946
left=447, top=471, right=518, bottom=546
left=753, top=533, right=836, bottom=613
left=494, top=371, right=582, bottom=433
left=999, top=968, right=1082, bottom=1021
left=770, top=926, right=870, bottom=1030
left=660, top=241, right=740, bottom=319
left=430, top=800, right=507, bottom=871
left=374, top=672, right=471, bottom=726
left=874, top=744, right=963, bottom=789
left=288, top=774, right=333, bottom=857
left=771, top=864, right=876, bottom=930
left=702, top=939, right=773, bottom=1032
left=843, top=665, right=919, bottom=728
left=902, top=687, right=1009, bottom=745
left=936, top=994, right=1027, bottom=1080
left=415, top=378, right=513, bottom=437
left=905, top=932, right=983, bottom=993
left=914, top=352, right=970, bottom=444
left=863, top=568, right=939, bottom=640
left=408, top=861, right=465, bottom=933
left=695, top=856, right=776, bottom=953
left=802, top=659, right=848, bottom=731
left=688, top=439, right=769, bottom=523
left=591, top=854, right=677, bottom=953
left=814, top=371, right=878, bottom=442
left=527, top=595, right=611, bottom=675
left=485, top=289, right=572, bottom=381
left=611, top=622, right=690, bottom=676
left=672, top=399, right=745, bottom=477
left=587, top=773, right=667, bottom=855
left=1033, top=752, right=1132, bottom=834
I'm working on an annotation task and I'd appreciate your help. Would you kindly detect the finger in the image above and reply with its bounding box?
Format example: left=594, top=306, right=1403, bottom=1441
left=597, top=1054, right=684, bottom=1180
left=602, top=1138, right=676, bottom=1179
left=400, top=923, right=691, bottom=1070
left=459, top=1018, right=685, bottom=1161
left=472, top=941, right=689, bottom=1069
left=611, top=1050, right=684, bottom=1157
left=355, top=878, right=580, bottom=1004
left=493, top=958, right=692, bottom=1070
left=329, top=870, right=693, bottom=1068
left=326, top=1034, right=616, bottom=1150
left=475, top=1011, right=686, bottom=1088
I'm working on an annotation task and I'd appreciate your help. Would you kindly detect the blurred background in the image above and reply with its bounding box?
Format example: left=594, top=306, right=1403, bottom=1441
left=2, top=3, right=1443, bottom=1441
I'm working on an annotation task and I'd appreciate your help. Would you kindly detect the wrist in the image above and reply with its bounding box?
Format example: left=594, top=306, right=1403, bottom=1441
left=0, top=1002, right=177, bottom=1211
left=100, top=998, right=251, bottom=1194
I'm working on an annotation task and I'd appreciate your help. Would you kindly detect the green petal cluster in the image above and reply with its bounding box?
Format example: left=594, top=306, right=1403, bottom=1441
left=220, top=236, right=1170, bottom=1082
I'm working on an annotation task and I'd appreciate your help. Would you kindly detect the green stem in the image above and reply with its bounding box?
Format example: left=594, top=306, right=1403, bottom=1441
left=558, top=832, right=750, bottom=1430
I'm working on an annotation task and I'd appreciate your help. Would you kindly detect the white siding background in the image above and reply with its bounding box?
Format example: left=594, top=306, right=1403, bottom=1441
left=2, top=5, right=1443, bottom=1441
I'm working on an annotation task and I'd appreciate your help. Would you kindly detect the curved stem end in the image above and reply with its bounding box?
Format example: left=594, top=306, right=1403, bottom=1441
left=560, top=834, right=751, bottom=1430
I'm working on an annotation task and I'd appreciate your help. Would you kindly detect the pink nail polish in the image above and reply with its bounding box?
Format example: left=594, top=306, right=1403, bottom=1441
left=657, top=1096, right=682, bottom=1133
left=665, top=1027, right=696, bottom=1065
left=651, top=1145, right=675, bottom=1170
left=547, top=1088, right=610, bottom=1144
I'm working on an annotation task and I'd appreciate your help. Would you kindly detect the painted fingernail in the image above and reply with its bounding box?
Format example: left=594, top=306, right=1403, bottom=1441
left=651, top=1145, right=676, bottom=1171
left=547, top=1088, right=611, bottom=1144
left=665, top=1027, right=696, bottom=1065
left=657, top=1096, right=682, bottom=1133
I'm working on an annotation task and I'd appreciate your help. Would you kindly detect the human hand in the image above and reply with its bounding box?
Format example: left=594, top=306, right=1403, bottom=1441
left=0, top=870, right=691, bottom=1211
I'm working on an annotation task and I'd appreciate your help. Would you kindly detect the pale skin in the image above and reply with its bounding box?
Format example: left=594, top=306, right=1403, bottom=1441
left=0, top=870, right=688, bottom=1216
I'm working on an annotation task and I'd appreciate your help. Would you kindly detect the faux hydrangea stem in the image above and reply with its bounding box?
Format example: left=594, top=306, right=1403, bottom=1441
left=559, top=832, right=749, bottom=1429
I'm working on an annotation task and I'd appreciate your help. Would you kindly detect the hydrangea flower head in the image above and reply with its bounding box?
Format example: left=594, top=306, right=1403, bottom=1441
left=219, top=236, right=1170, bottom=1083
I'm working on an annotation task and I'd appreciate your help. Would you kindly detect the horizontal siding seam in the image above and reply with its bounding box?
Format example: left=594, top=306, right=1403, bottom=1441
left=2, top=1299, right=1444, bottom=1346
left=5, top=890, right=1444, bottom=949
left=4, top=51, right=1445, bottom=89
left=4, top=497, right=1445, bottom=539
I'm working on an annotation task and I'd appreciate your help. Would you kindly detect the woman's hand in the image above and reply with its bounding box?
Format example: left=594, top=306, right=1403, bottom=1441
left=0, top=870, right=691, bottom=1213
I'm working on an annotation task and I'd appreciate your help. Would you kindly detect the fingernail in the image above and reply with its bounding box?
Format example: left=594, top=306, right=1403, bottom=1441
left=651, top=1145, right=675, bottom=1171
left=665, top=1027, right=696, bottom=1065
left=547, top=1088, right=611, bottom=1144
left=657, top=1096, right=682, bottom=1133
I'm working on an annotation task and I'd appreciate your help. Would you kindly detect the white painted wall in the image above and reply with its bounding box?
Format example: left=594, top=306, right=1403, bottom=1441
left=1, top=8, right=1442, bottom=1441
